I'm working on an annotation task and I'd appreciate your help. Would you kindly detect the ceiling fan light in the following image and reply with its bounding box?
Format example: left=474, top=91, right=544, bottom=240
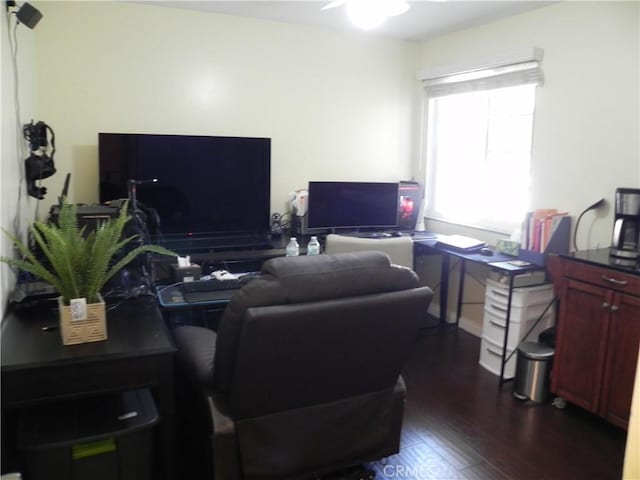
left=346, top=0, right=388, bottom=30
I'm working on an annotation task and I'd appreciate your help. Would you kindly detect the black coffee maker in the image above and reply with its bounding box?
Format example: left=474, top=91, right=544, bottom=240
left=610, top=187, right=640, bottom=266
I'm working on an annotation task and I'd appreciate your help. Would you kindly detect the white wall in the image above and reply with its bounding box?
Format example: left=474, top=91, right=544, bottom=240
left=1, top=8, right=38, bottom=317
left=419, top=1, right=640, bottom=248
left=415, top=1, right=639, bottom=333
left=32, top=1, right=420, bottom=214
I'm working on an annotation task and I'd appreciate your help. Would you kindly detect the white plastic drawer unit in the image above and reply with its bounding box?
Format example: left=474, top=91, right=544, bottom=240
left=480, top=336, right=517, bottom=378
left=479, top=279, right=556, bottom=377
left=483, top=306, right=554, bottom=351
left=485, top=278, right=554, bottom=309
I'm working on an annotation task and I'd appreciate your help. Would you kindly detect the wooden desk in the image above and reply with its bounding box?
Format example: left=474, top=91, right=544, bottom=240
left=1, top=296, right=177, bottom=479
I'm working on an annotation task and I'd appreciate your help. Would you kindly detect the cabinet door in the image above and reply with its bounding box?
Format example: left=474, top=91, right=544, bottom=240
left=552, top=279, right=611, bottom=413
left=599, top=292, right=640, bottom=428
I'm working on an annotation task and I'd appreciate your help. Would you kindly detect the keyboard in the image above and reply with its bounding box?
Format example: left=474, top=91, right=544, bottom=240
left=182, top=278, right=243, bottom=292
left=180, top=274, right=260, bottom=303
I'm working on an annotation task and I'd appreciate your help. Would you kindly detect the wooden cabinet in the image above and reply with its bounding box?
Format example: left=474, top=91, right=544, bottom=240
left=549, top=253, right=640, bottom=429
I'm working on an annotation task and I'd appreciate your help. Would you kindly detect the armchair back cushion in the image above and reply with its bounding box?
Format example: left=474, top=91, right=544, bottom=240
left=213, top=251, right=425, bottom=399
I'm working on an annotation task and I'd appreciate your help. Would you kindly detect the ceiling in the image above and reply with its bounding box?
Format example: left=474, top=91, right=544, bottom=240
left=145, top=1, right=556, bottom=42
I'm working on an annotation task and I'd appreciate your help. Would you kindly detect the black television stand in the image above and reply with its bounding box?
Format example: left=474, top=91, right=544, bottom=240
left=157, top=232, right=275, bottom=255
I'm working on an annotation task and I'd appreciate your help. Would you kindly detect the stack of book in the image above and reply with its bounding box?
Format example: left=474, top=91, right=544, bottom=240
left=522, top=209, right=569, bottom=253
left=519, top=209, right=571, bottom=266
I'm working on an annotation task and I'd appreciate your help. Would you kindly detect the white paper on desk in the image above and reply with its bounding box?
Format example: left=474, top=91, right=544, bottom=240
left=436, top=234, right=486, bottom=251
left=488, top=260, right=532, bottom=270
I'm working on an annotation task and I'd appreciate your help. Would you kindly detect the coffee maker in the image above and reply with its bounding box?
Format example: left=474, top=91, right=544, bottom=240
left=610, top=187, right=640, bottom=266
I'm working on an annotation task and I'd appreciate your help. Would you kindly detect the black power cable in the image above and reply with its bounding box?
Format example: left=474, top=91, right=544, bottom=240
left=573, top=198, right=605, bottom=252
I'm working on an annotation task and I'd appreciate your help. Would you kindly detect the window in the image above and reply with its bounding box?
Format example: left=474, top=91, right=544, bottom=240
left=421, top=53, right=542, bottom=233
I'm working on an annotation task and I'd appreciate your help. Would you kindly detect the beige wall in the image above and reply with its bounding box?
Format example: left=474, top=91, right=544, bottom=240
left=415, top=1, right=640, bottom=333
left=419, top=0, right=639, bottom=247
left=32, top=1, right=420, bottom=214
left=1, top=8, right=38, bottom=317
left=2, top=2, right=639, bottom=323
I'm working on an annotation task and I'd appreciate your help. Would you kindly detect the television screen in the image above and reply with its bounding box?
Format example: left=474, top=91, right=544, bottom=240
left=307, top=181, right=399, bottom=230
left=99, top=133, right=271, bottom=237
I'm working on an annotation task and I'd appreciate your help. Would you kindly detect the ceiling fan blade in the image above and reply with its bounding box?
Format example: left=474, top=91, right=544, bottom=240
left=387, top=0, right=410, bottom=17
left=321, top=0, right=346, bottom=10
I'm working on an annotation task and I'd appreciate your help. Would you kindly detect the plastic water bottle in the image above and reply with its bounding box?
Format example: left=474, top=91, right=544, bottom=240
left=307, top=236, right=320, bottom=255
left=286, top=237, right=300, bottom=257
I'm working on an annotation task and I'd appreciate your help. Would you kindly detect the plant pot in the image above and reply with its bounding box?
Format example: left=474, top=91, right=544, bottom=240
left=58, top=295, right=107, bottom=345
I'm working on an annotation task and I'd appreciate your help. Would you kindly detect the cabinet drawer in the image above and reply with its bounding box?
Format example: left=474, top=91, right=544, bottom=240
left=485, top=279, right=554, bottom=308
left=479, top=336, right=517, bottom=378
left=483, top=306, right=554, bottom=350
left=564, top=261, right=640, bottom=295
left=484, top=300, right=554, bottom=324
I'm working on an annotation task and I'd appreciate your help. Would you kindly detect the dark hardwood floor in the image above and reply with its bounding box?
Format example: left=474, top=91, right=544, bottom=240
left=366, top=327, right=627, bottom=480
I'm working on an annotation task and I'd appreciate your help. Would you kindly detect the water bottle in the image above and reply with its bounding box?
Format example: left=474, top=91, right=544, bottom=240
left=286, top=237, right=300, bottom=257
left=307, top=236, right=320, bottom=255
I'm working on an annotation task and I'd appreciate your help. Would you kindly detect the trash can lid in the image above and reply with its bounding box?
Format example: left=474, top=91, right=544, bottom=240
left=518, top=341, right=554, bottom=360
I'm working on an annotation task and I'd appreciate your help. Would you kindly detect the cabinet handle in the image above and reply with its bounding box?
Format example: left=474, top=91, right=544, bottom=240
left=610, top=305, right=619, bottom=312
left=489, top=318, right=507, bottom=328
left=601, top=275, right=628, bottom=286
left=602, top=302, right=610, bottom=309
left=485, top=346, right=502, bottom=357
left=490, top=289, right=508, bottom=298
left=490, top=304, right=508, bottom=313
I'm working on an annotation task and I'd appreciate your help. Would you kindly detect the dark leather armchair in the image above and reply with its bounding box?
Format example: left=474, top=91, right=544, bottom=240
left=173, top=251, right=432, bottom=480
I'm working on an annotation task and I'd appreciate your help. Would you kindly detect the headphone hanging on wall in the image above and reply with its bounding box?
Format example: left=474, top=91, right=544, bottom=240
left=23, top=120, right=57, bottom=199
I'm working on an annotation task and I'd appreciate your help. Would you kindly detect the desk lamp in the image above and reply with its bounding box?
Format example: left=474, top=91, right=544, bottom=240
left=573, top=198, right=605, bottom=252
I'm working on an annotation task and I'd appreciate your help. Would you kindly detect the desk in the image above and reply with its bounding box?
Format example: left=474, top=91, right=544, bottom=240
left=155, top=284, right=234, bottom=330
left=1, top=296, right=177, bottom=479
left=414, top=236, right=547, bottom=385
left=161, top=233, right=545, bottom=387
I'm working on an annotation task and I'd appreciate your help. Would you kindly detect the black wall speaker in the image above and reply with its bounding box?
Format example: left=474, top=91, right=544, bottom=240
left=16, top=2, right=42, bottom=29
left=271, top=213, right=282, bottom=235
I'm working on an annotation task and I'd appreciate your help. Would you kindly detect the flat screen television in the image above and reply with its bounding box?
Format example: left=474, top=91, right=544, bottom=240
left=99, top=133, right=271, bottom=239
left=307, top=181, right=399, bottom=231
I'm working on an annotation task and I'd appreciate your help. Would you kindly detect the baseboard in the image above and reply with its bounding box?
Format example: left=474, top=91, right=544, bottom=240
left=427, top=302, right=483, bottom=338
left=458, top=317, right=482, bottom=338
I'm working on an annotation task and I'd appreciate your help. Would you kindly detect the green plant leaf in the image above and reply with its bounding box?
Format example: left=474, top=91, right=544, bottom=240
left=1, top=200, right=177, bottom=304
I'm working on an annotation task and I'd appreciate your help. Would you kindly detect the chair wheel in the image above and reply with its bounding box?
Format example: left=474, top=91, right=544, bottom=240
left=552, top=396, right=566, bottom=409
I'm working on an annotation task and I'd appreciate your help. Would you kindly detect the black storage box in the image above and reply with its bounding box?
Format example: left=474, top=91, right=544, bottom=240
left=17, top=389, right=158, bottom=480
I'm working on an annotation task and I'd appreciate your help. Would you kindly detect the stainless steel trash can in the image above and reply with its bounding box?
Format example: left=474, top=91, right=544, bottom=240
left=513, top=341, right=554, bottom=403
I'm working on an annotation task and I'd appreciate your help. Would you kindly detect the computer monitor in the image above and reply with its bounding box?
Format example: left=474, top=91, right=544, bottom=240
left=307, top=181, right=399, bottom=231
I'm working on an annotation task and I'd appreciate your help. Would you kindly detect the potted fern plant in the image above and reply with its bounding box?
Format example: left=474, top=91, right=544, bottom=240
left=1, top=200, right=176, bottom=345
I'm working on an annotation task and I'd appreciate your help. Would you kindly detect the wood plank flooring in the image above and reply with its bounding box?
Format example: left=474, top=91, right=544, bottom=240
left=367, top=327, right=628, bottom=480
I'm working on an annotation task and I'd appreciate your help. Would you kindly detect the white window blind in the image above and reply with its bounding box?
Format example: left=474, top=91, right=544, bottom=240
left=423, top=61, right=543, bottom=98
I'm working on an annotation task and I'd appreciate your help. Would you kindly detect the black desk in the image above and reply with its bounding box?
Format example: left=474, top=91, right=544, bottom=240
left=1, top=296, right=177, bottom=479
left=414, top=236, right=547, bottom=385
left=158, top=233, right=545, bottom=387
left=155, top=283, right=234, bottom=330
